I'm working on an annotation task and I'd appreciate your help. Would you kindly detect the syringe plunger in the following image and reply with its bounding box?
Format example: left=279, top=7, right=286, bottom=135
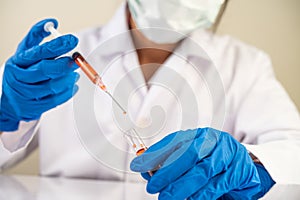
left=44, top=22, right=61, bottom=37
left=43, top=22, right=127, bottom=114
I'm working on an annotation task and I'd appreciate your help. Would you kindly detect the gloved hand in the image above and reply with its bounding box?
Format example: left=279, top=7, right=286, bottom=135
left=130, top=128, right=275, bottom=200
left=0, top=18, right=79, bottom=131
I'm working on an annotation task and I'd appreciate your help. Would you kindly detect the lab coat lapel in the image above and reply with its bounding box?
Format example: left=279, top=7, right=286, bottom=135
left=133, top=36, right=222, bottom=143
left=88, top=1, right=219, bottom=144
left=86, top=1, right=147, bottom=119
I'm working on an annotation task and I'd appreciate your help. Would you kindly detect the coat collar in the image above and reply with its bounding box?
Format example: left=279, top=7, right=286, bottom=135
left=96, top=1, right=216, bottom=100
left=93, top=2, right=218, bottom=131
left=99, top=1, right=214, bottom=62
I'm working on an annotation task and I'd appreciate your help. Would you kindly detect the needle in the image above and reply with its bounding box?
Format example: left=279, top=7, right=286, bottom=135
left=104, top=90, right=127, bottom=115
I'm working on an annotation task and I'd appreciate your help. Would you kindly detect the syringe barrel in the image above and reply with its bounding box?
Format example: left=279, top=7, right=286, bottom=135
left=123, top=128, right=158, bottom=176
left=72, top=52, right=107, bottom=91
left=72, top=52, right=98, bottom=83
left=124, top=128, right=147, bottom=153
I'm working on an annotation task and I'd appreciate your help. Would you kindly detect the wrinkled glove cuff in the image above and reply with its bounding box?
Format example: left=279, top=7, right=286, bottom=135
left=0, top=114, right=20, bottom=132
left=253, top=163, right=276, bottom=199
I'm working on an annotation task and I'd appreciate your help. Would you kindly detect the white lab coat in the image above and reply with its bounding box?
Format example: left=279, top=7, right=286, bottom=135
left=1, top=2, right=300, bottom=197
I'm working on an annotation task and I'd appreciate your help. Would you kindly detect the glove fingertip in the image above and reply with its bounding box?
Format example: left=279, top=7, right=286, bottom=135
left=141, top=172, right=151, bottom=181
left=146, top=182, right=160, bottom=194
left=63, top=34, right=79, bottom=49
left=74, top=73, right=80, bottom=82
left=158, top=191, right=172, bottom=200
left=72, top=85, right=79, bottom=96
left=130, top=156, right=152, bottom=172
left=44, top=18, right=58, bottom=30
left=71, top=60, right=80, bottom=70
left=130, top=159, right=141, bottom=172
left=37, top=18, right=59, bottom=36
left=16, top=18, right=59, bottom=54
left=40, top=34, right=78, bottom=59
left=56, top=57, right=79, bottom=73
left=0, top=117, right=20, bottom=132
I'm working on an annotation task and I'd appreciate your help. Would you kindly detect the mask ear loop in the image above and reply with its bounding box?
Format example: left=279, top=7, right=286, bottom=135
left=127, top=0, right=143, bottom=20
left=211, top=0, right=229, bottom=33
left=127, top=0, right=150, bottom=30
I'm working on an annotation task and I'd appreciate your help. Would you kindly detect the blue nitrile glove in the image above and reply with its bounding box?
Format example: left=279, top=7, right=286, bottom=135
left=130, top=128, right=275, bottom=200
left=0, top=18, right=79, bottom=131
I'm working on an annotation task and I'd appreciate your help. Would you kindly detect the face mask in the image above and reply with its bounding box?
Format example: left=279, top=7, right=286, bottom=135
left=128, top=0, right=225, bottom=44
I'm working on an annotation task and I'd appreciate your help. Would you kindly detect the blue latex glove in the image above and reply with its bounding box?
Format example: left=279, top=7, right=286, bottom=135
left=0, top=19, right=79, bottom=131
left=130, top=128, right=275, bottom=200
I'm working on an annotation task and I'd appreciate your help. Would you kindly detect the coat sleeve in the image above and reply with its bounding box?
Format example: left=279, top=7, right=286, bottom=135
left=0, top=64, right=39, bottom=171
left=232, top=50, right=300, bottom=185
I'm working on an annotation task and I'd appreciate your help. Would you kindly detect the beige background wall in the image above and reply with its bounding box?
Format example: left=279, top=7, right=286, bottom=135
left=0, top=0, right=299, bottom=175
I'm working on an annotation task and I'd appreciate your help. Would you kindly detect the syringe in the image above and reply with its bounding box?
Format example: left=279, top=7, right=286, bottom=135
left=124, top=128, right=159, bottom=176
left=44, top=22, right=157, bottom=175
left=124, top=128, right=148, bottom=156
left=44, top=22, right=127, bottom=114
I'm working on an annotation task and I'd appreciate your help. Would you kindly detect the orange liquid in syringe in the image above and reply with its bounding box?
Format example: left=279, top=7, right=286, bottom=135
left=72, top=52, right=106, bottom=91
left=72, top=52, right=127, bottom=115
left=136, top=147, right=147, bottom=156
left=135, top=147, right=156, bottom=176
